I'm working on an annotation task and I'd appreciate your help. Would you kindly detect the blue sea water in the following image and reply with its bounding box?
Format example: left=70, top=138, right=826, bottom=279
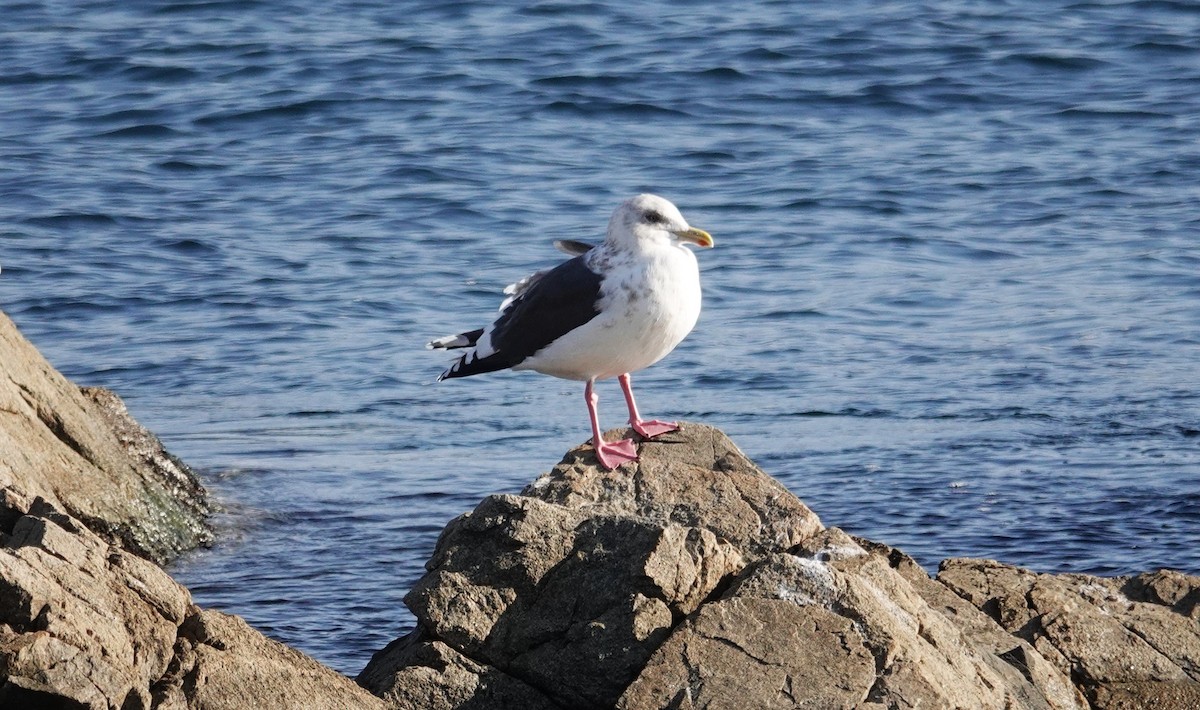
left=2, top=0, right=1199, bottom=675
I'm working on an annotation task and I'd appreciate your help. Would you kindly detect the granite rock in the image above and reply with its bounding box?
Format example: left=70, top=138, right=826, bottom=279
left=620, top=529, right=1085, bottom=709
left=939, top=558, right=1200, bottom=710
left=360, top=424, right=1125, bottom=709
left=0, top=310, right=210, bottom=563
left=360, top=424, right=820, bottom=709
left=0, top=490, right=385, bottom=710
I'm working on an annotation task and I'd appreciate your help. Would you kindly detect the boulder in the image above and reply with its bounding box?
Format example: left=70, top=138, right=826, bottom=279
left=620, top=528, right=1085, bottom=709
left=357, top=634, right=560, bottom=710
left=939, top=558, right=1200, bottom=710
left=361, top=424, right=815, bottom=709
left=359, top=424, right=1098, bottom=709
left=0, top=310, right=210, bottom=563
left=0, top=488, right=385, bottom=710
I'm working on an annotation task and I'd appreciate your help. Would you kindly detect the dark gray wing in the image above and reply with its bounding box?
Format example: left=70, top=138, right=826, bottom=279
left=439, top=255, right=603, bottom=379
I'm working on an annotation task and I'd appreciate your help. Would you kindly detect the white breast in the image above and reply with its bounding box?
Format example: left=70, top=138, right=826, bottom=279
left=516, top=244, right=702, bottom=381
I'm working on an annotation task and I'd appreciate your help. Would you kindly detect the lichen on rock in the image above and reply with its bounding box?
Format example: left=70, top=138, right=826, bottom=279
left=1, top=310, right=211, bottom=563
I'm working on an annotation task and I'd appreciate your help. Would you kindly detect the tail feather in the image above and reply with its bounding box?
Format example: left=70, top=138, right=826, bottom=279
left=428, top=328, right=484, bottom=350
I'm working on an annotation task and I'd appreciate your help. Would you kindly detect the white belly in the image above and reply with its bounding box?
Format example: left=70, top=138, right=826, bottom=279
left=517, top=246, right=702, bottom=381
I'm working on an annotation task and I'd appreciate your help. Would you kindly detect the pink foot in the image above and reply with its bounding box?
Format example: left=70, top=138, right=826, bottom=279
left=631, top=419, right=679, bottom=439
left=593, top=437, right=638, bottom=470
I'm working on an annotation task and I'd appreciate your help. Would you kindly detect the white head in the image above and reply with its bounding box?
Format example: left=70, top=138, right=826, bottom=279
left=605, top=194, right=714, bottom=251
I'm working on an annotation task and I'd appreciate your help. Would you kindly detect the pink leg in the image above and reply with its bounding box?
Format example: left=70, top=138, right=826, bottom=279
left=618, top=373, right=678, bottom=439
left=585, top=378, right=637, bottom=469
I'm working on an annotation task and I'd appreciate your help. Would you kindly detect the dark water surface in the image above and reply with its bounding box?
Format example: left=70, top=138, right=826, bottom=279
left=3, top=0, right=1199, bottom=675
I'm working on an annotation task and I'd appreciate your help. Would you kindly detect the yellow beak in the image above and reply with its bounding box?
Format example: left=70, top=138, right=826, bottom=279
left=673, top=227, right=714, bottom=248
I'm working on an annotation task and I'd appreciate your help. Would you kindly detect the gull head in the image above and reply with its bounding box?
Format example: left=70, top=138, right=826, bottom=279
left=606, top=194, right=714, bottom=251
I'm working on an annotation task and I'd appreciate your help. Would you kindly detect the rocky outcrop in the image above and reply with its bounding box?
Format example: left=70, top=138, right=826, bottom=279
left=359, top=424, right=822, bottom=709
left=0, top=487, right=385, bottom=710
left=621, top=528, right=1088, bottom=710
left=939, top=559, right=1200, bottom=709
left=1, top=311, right=386, bottom=708
left=360, top=423, right=1199, bottom=710
left=0, top=311, right=210, bottom=563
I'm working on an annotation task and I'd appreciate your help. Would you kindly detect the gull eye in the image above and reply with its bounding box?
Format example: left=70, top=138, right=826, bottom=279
left=644, top=210, right=666, bottom=225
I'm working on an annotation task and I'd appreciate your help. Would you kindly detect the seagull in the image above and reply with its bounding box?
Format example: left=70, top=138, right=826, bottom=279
left=428, top=194, right=714, bottom=470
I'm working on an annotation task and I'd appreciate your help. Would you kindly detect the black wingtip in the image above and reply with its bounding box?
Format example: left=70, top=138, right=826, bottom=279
left=438, top=351, right=512, bottom=380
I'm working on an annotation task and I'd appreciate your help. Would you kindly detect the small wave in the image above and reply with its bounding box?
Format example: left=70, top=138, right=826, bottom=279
left=1055, top=106, right=1170, bottom=119
left=91, top=108, right=161, bottom=124
left=793, top=407, right=896, bottom=419
left=1130, top=40, right=1200, bottom=54
left=1127, top=0, right=1200, bottom=14
left=689, top=67, right=747, bottom=80
left=120, top=64, right=199, bottom=82
left=162, top=238, right=219, bottom=254
left=821, top=87, right=935, bottom=115
left=1002, top=52, right=1107, bottom=71
left=783, top=197, right=821, bottom=210
left=735, top=47, right=794, bottom=62
left=761, top=308, right=829, bottom=320
left=157, top=159, right=223, bottom=171
left=194, top=99, right=346, bottom=127
left=97, top=124, right=181, bottom=139
left=541, top=99, right=690, bottom=118
left=15, top=300, right=120, bottom=315
left=0, top=70, right=64, bottom=86
left=934, top=243, right=1019, bottom=261
left=965, top=407, right=1056, bottom=422
left=531, top=73, right=627, bottom=88
left=24, top=212, right=118, bottom=227
left=151, top=0, right=268, bottom=15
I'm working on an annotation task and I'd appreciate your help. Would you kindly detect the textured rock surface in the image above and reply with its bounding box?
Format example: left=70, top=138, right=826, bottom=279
left=939, top=558, right=1200, bottom=710
left=620, top=529, right=1085, bottom=710
left=0, top=310, right=210, bottom=563
left=357, top=634, right=560, bottom=710
left=524, top=422, right=821, bottom=558
left=360, top=424, right=821, bottom=709
left=0, top=489, right=385, bottom=710
left=363, top=423, right=1187, bottom=709
left=361, top=424, right=810, bottom=709
left=864, top=538, right=1083, bottom=709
